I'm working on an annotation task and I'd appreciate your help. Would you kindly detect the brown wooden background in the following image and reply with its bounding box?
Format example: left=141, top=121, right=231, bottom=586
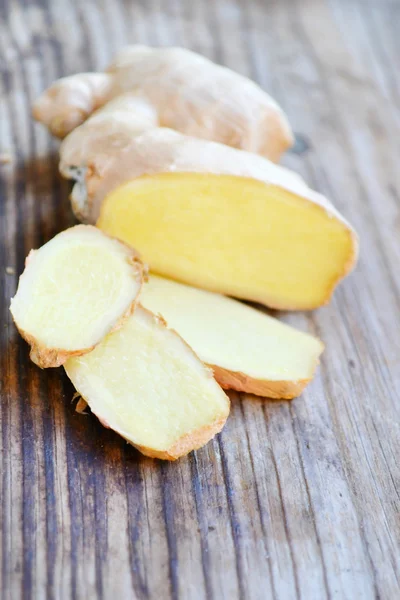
left=1, top=0, right=400, bottom=598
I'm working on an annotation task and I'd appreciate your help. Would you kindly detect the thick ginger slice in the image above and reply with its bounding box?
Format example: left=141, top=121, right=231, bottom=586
left=65, top=307, right=230, bottom=460
left=33, top=45, right=293, bottom=161
left=142, top=275, right=324, bottom=399
left=10, top=225, right=143, bottom=368
left=56, top=107, right=358, bottom=310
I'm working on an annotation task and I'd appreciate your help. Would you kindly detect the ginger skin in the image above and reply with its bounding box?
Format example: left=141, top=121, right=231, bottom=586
left=33, top=45, right=294, bottom=161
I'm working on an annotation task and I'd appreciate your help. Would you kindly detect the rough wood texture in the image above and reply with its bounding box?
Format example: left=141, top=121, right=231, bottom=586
left=1, top=0, right=399, bottom=598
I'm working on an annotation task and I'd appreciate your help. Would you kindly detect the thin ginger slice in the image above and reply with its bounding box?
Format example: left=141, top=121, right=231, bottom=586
left=97, top=172, right=356, bottom=310
left=65, top=307, right=230, bottom=460
left=142, top=275, right=324, bottom=399
left=10, top=225, right=143, bottom=368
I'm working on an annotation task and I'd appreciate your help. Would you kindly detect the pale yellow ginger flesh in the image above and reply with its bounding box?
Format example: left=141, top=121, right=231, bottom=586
left=98, top=173, right=356, bottom=310
left=65, top=307, right=230, bottom=460
left=141, top=275, right=324, bottom=399
left=10, top=225, right=143, bottom=368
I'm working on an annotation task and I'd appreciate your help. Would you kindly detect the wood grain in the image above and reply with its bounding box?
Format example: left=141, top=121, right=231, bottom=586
left=1, top=0, right=400, bottom=598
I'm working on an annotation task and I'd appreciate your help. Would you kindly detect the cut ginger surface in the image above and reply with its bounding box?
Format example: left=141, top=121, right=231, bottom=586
left=10, top=225, right=143, bottom=368
left=142, top=275, right=324, bottom=399
left=65, top=307, right=230, bottom=460
left=98, top=173, right=356, bottom=310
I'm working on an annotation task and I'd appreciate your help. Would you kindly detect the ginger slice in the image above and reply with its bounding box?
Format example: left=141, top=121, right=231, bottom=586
left=65, top=307, right=230, bottom=460
left=33, top=45, right=293, bottom=161
left=142, top=275, right=324, bottom=399
left=10, top=225, right=143, bottom=368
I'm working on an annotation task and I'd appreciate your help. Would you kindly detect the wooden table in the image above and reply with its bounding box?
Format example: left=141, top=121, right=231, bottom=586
left=1, top=0, right=399, bottom=598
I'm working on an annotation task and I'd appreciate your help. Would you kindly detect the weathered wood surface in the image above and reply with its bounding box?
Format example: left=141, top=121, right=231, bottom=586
left=1, top=0, right=400, bottom=598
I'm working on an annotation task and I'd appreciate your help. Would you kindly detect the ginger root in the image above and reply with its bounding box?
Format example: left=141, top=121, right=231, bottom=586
left=56, top=100, right=358, bottom=310
left=65, top=307, right=230, bottom=460
left=142, top=275, right=324, bottom=399
left=10, top=225, right=143, bottom=368
left=33, top=45, right=293, bottom=161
